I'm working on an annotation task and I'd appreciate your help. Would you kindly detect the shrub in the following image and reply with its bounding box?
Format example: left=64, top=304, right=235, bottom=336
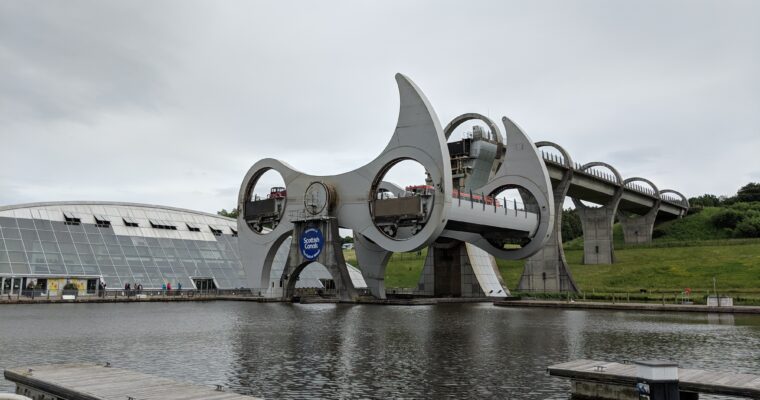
left=734, top=216, right=760, bottom=238
left=711, top=209, right=743, bottom=229
left=63, top=283, right=78, bottom=291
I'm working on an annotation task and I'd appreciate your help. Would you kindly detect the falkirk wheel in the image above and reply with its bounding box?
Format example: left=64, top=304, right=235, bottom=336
left=237, top=74, right=554, bottom=301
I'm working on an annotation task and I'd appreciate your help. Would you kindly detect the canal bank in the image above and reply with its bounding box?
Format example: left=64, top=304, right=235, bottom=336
left=0, top=291, right=497, bottom=306
left=494, top=299, right=760, bottom=314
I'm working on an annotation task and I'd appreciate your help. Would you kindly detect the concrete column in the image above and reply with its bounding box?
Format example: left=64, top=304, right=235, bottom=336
left=520, top=142, right=578, bottom=292
left=618, top=177, right=661, bottom=245
left=0, top=276, right=4, bottom=295
left=575, top=205, right=619, bottom=264
left=414, top=240, right=509, bottom=297
left=353, top=233, right=392, bottom=299
left=572, top=162, right=624, bottom=265
left=619, top=210, right=659, bottom=244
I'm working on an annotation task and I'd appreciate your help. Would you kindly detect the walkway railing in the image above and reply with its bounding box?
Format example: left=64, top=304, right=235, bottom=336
left=1, top=288, right=256, bottom=301
left=540, top=151, right=688, bottom=208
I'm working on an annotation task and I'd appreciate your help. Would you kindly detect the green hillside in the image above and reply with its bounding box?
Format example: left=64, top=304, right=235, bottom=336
left=563, top=207, right=738, bottom=250
left=348, top=240, right=760, bottom=296
left=498, top=242, right=760, bottom=295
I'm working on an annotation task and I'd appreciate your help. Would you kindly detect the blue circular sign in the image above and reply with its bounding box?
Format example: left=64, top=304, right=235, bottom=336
left=299, top=227, right=324, bottom=260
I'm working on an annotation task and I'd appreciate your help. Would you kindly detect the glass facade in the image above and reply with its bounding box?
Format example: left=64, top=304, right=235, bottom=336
left=0, top=204, right=246, bottom=290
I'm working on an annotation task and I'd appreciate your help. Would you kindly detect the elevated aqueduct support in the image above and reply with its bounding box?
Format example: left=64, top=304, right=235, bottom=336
left=238, top=74, right=689, bottom=299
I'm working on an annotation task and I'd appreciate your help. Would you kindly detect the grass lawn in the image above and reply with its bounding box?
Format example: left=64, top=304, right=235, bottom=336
left=344, top=248, right=427, bottom=288
left=346, top=241, right=760, bottom=297
left=500, top=242, right=760, bottom=295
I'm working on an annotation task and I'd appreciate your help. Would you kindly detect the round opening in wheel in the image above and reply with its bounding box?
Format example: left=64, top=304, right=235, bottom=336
left=369, top=159, right=434, bottom=240
left=483, top=185, right=542, bottom=250
left=242, top=168, right=287, bottom=234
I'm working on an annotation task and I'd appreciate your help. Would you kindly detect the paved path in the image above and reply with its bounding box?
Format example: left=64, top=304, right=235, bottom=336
left=549, top=359, right=760, bottom=398
left=494, top=299, right=760, bottom=314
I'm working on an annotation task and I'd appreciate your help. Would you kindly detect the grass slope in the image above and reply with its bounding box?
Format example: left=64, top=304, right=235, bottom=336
left=564, top=207, right=733, bottom=250
left=344, top=208, right=760, bottom=296
left=347, top=240, right=760, bottom=296
left=499, top=242, right=760, bottom=294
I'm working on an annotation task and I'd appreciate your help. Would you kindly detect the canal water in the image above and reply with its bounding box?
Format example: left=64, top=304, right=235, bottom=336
left=1, top=302, right=758, bottom=399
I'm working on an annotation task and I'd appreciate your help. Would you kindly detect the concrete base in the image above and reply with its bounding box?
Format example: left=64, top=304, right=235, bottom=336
left=619, top=212, right=657, bottom=245
left=576, top=206, right=616, bottom=264
left=520, top=243, right=577, bottom=292
left=414, top=241, right=508, bottom=297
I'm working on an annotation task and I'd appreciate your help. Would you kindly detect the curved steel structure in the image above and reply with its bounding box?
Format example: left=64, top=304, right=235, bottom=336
left=238, top=73, right=690, bottom=297
left=238, top=74, right=554, bottom=300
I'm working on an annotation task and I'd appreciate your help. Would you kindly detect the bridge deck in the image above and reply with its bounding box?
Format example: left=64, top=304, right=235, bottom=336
left=548, top=359, right=760, bottom=398
left=4, top=363, right=260, bottom=400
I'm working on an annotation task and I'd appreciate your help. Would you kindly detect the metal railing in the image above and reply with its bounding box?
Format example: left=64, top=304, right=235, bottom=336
left=541, top=152, right=688, bottom=208
left=1, top=288, right=257, bottom=301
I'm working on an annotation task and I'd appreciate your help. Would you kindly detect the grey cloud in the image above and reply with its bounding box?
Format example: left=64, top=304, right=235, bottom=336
left=0, top=0, right=759, bottom=213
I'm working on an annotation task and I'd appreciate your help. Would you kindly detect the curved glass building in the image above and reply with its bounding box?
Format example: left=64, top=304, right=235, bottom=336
left=0, top=201, right=366, bottom=297
left=0, top=202, right=244, bottom=295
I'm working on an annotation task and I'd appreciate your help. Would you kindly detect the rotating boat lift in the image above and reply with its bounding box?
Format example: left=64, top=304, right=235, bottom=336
left=237, top=74, right=554, bottom=301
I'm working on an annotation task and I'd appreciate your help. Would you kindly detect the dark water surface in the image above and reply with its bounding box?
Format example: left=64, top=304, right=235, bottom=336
left=1, top=302, right=759, bottom=399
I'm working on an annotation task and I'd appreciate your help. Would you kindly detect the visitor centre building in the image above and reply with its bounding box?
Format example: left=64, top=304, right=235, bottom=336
left=0, top=201, right=363, bottom=296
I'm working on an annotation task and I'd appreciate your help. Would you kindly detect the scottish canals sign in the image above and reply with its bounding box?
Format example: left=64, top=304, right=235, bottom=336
left=299, top=227, right=324, bottom=260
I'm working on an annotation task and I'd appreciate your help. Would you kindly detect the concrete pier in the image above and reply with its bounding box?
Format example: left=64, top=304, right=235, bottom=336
left=520, top=142, right=578, bottom=293
left=619, top=177, right=661, bottom=245
left=573, top=162, right=624, bottom=265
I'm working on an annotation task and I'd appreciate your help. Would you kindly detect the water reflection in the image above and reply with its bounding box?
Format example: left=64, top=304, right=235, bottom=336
left=0, top=303, right=758, bottom=399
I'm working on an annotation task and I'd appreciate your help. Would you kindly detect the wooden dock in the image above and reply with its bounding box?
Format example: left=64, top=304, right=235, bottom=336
left=4, top=363, right=260, bottom=400
left=548, top=359, right=760, bottom=398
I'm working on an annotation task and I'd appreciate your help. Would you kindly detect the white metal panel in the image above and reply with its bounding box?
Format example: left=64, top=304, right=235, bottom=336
left=465, top=242, right=508, bottom=297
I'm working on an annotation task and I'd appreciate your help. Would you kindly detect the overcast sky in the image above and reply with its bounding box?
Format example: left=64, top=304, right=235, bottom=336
left=1, top=0, right=758, bottom=214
